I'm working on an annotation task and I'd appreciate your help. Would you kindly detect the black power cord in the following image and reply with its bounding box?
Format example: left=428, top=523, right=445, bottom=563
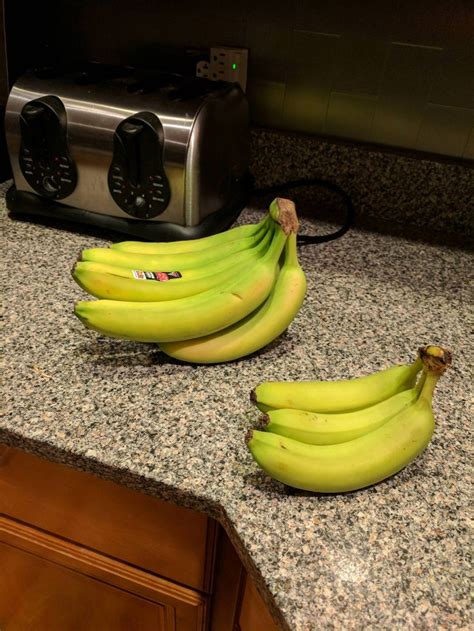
left=252, top=177, right=355, bottom=245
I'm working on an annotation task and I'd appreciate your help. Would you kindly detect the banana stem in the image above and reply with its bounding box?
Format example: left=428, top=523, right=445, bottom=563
left=256, top=213, right=271, bottom=235
left=414, top=370, right=427, bottom=394
left=269, top=198, right=299, bottom=235
left=400, top=356, right=423, bottom=390
left=419, top=370, right=440, bottom=403
left=418, top=345, right=452, bottom=374
left=418, top=345, right=452, bottom=402
left=284, top=233, right=299, bottom=267
left=265, top=224, right=289, bottom=262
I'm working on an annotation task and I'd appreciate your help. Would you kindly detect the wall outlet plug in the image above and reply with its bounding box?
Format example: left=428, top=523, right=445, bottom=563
left=209, top=47, right=248, bottom=91
left=196, top=60, right=210, bottom=79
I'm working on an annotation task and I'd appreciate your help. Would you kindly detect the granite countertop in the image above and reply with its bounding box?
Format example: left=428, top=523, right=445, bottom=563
left=1, top=180, right=471, bottom=630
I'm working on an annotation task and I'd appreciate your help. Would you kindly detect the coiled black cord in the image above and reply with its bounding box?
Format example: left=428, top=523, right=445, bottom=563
left=253, top=176, right=355, bottom=245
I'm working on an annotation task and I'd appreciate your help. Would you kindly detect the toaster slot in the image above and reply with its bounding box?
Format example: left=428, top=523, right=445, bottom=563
left=167, top=77, right=222, bottom=101
left=73, top=63, right=132, bottom=85
left=19, top=96, right=77, bottom=200
left=126, top=73, right=180, bottom=95
left=108, top=112, right=170, bottom=219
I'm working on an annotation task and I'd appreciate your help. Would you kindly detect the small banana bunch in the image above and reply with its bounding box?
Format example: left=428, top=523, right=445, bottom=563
left=72, top=198, right=307, bottom=363
left=247, top=345, right=452, bottom=493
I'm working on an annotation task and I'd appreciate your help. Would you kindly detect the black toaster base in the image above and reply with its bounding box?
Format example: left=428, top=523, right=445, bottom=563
left=6, top=178, right=252, bottom=242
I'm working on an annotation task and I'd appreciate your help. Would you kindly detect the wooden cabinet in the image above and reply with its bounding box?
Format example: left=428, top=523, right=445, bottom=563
left=238, top=573, right=280, bottom=631
left=0, top=445, right=282, bottom=631
left=0, top=445, right=215, bottom=592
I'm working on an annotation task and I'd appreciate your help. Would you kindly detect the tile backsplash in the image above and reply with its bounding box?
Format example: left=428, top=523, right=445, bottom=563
left=42, top=0, right=473, bottom=160
left=5, top=0, right=474, bottom=160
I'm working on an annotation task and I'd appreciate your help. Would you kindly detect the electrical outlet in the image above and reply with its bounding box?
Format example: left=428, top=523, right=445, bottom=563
left=209, top=47, right=248, bottom=91
left=196, top=60, right=210, bottom=79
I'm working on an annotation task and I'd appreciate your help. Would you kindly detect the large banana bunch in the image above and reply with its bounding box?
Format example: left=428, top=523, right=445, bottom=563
left=247, top=346, right=452, bottom=493
left=73, top=198, right=307, bottom=360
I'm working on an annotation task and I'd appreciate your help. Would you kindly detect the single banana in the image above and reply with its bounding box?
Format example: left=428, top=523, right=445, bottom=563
left=247, top=346, right=451, bottom=493
left=159, top=231, right=306, bottom=363
left=72, top=224, right=275, bottom=301
left=74, top=212, right=290, bottom=343
left=251, top=355, right=423, bottom=414
left=262, top=373, right=425, bottom=445
left=111, top=214, right=270, bottom=254
left=81, top=218, right=269, bottom=270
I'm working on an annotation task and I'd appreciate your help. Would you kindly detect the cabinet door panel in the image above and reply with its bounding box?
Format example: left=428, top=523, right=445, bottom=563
left=0, top=445, right=214, bottom=591
left=0, top=516, right=207, bottom=631
left=0, top=543, right=167, bottom=631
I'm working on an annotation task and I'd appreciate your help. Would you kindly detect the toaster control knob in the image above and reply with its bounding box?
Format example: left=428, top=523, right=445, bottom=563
left=134, top=195, right=146, bottom=209
left=42, top=175, right=59, bottom=194
left=108, top=111, right=170, bottom=219
left=19, top=96, right=77, bottom=200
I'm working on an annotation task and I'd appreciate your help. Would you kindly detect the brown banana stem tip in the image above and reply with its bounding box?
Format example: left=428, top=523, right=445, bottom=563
left=245, top=429, right=254, bottom=445
left=275, top=198, right=300, bottom=235
left=418, top=345, right=453, bottom=375
left=260, top=413, right=270, bottom=427
left=250, top=389, right=258, bottom=404
left=71, top=251, right=83, bottom=275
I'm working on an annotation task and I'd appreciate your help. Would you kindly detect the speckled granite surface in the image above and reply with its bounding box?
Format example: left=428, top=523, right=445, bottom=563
left=1, top=180, right=472, bottom=630
left=250, top=128, right=474, bottom=244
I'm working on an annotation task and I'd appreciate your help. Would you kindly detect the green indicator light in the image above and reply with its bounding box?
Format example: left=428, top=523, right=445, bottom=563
left=232, top=63, right=237, bottom=70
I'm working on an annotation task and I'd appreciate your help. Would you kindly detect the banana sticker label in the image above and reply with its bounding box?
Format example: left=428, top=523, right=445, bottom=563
left=132, top=270, right=182, bottom=281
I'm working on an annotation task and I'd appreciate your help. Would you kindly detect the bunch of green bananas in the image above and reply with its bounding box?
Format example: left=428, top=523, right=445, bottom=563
left=72, top=198, right=307, bottom=364
left=247, top=345, right=452, bottom=493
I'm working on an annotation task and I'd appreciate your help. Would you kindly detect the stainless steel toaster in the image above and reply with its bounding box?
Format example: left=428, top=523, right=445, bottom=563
left=5, top=64, right=251, bottom=240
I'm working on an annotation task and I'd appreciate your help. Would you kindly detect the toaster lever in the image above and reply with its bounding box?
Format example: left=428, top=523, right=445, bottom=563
left=20, top=105, right=46, bottom=158
left=121, top=122, right=143, bottom=187
left=108, top=111, right=170, bottom=219
left=19, top=96, right=77, bottom=200
left=21, top=103, right=44, bottom=128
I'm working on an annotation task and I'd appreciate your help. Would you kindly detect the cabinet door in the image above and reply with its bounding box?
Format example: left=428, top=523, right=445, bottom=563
left=0, top=516, right=207, bottom=631
left=0, top=543, right=166, bottom=631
